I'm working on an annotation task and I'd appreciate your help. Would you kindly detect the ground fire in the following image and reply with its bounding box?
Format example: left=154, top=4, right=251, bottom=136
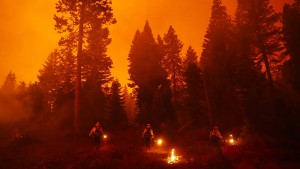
left=167, top=148, right=180, bottom=164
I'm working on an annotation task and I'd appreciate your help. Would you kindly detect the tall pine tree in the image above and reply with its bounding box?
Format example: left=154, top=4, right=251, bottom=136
left=183, top=47, right=206, bottom=126
left=201, top=0, right=238, bottom=128
left=235, top=0, right=284, bottom=85
left=234, top=0, right=288, bottom=135
left=282, top=0, right=300, bottom=90
left=1, top=71, right=17, bottom=95
left=128, top=21, right=173, bottom=127
left=54, top=0, right=116, bottom=134
left=83, top=20, right=113, bottom=87
left=162, top=26, right=184, bottom=96
left=107, top=79, right=127, bottom=129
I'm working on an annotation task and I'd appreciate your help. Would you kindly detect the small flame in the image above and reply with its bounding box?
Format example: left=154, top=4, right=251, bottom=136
left=103, top=134, right=107, bottom=139
left=168, top=149, right=179, bottom=164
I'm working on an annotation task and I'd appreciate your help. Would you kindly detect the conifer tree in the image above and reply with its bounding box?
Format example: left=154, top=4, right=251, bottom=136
left=184, top=46, right=198, bottom=66
left=107, top=79, right=127, bottom=129
left=38, top=49, right=76, bottom=117
left=162, top=26, right=184, bottom=95
left=235, top=0, right=284, bottom=85
left=157, top=35, right=166, bottom=67
left=282, top=1, right=300, bottom=90
left=83, top=20, right=113, bottom=87
left=128, top=21, right=172, bottom=125
left=1, top=71, right=17, bottom=95
left=234, top=0, right=288, bottom=134
left=38, top=50, right=61, bottom=91
left=183, top=47, right=206, bottom=126
left=54, top=0, right=116, bottom=134
left=201, top=0, right=237, bottom=127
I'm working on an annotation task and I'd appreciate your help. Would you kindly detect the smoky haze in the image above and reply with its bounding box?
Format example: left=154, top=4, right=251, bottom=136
left=0, top=0, right=292, bottom=86
left=0, top=93, right=31, bottom=124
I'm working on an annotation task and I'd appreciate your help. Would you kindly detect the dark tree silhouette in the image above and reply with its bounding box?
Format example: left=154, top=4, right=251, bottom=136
left=201, top=0, right=239, bottom=128
left=278, top=0, right=300, bottom=140
left=128, top=21, right=174, bottom=127
left=38, top=49, right=76, bottom=127
left=184, top=46, right=198, bottom=66
left=79, top=19, right=114, bottom=131
left=38, top=50, right=61, bottom=90
left=282, top=1, right=300, bottom=90
left=83, top=20, right=113, bottom=87
left=27, top=82, right=45, bottom=121
left=54, top=0, right=116, bottom=135
left=162, top=26, right=184, bottom=96
left=229, top=0, right=295, bottom=137
left=183, top=46, right=206, bottom=126
left=107, top=79, right=127, bottom=129
left=1, top=71, right=17, bottom=94
left=235, top=0, right=284, bottom=86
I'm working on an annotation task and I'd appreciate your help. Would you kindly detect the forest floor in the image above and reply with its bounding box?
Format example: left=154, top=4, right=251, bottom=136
left=1, top=128, right=300, bottom=169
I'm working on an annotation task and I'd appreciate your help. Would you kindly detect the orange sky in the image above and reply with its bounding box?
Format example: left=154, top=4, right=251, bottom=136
left=0, top=0, right=293, bottom=86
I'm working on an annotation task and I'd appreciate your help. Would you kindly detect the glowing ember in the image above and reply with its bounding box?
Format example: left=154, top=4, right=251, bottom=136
left=157, top=139, right=163, bottom=145
left=103, top=134, right=107, bottom=139
left=167, top=149, right=180, bottom=164
left=227, top=134, right=236, bottom=145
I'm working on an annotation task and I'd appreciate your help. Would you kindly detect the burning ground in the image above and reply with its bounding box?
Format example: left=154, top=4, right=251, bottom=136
left=1, top=128, right=300, bottom=169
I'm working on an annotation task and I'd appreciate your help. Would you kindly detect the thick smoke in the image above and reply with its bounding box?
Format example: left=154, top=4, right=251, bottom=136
left=0, top=96, right=32, bottom=124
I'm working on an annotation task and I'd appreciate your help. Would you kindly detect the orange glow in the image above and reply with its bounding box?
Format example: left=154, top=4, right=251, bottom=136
left=156, top=138, right=163, bottom=146
left=167, top=148, right=181, bottom=164
left=0, top=0, right=294, bottom=86
left=157, top=139, right=162, bottom=145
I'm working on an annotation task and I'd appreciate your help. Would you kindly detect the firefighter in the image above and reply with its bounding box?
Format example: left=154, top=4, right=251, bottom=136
left=210, top=126, right=223, bottom=145
left=89, top=122, right=104, bottom=145
left=209, top=125, right=223, bottom=156
left=142, top=123, right=154, bottom=149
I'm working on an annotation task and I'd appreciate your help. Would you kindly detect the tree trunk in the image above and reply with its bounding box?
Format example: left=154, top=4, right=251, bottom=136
left=202, top=71, right=213, bottom=127
left=262, top=53, right=274, bottom=86
left=258, top=34, right=274, bottom=86
left=74, top=1, right=85, bottom=136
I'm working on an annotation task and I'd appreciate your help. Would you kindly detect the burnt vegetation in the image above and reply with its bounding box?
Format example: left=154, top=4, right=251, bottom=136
left=1, top=0, right=300, bottom=168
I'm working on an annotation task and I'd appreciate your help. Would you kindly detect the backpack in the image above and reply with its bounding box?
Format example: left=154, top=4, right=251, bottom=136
left=94, top=127, right=101, bottom=138
left=144, top=128, right=152, bottom=138
left=210, top=131, right=220, bottom=145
